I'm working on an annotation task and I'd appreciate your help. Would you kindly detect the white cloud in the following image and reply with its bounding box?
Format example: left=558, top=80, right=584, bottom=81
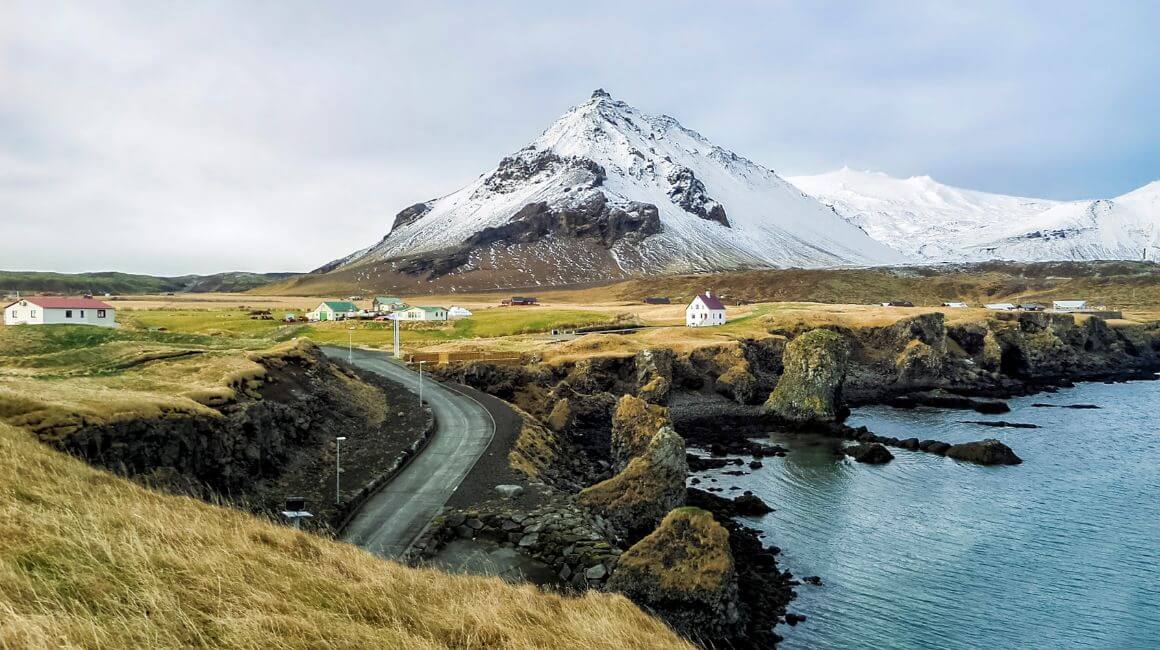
left=1, top=0, right=1157, bottom=274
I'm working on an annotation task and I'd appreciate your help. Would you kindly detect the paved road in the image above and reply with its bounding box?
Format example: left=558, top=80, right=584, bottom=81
left=322, top=347, right=495, bottom=558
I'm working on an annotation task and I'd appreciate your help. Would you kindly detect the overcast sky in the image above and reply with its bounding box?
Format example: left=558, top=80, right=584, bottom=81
left=3, top=1, right=1158, bottom=275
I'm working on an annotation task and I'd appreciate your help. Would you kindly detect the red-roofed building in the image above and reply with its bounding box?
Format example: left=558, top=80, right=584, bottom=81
left=4, top=297, right=116, bottom=328
left=685, top=290, right=727, bottom=327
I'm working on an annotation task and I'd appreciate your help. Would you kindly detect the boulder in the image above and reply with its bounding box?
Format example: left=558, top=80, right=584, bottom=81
left=579, top=426, right=687, bottom=540
left=844, top=443, right=894, bottom=464
left=495, top=484, right=524, bottom=499
left=946, top=439, right=1023, bottom=465
left=634, top=348, right=674, bottom=403
left=764, top=329, right=850, bottom=423
left=610, top=394, right=671, bottom=471
left=607, top=507, right=743, bottom=641
left=732, top=493, right=773, bottom=516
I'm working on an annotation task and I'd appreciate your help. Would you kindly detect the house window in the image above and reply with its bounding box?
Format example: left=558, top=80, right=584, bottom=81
left=80, top=310, right=85, bottom=318
left=30, top=310, right=37, bottom=318
left=66, top=310, right=73, bottom=318
left=97, top=309, right=106, bottom=318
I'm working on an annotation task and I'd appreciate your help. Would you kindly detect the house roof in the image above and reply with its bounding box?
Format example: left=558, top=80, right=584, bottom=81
left=690, top=293, right=726, bottom=310
left=8, top=297, right=114, bottom=310
left=1053, top=300, right=1086, bottom=306
left=322, top=301, right=358, bottom=312
left=373, top=296, right=404, bottom=304
left=415, top=306, right=445, bottom=313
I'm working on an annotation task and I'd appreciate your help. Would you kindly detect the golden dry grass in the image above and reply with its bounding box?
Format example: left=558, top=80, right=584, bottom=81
left=0, top=420, right=691, bottom=649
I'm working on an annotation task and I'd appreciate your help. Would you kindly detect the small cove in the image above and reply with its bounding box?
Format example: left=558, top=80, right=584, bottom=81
left=693, top=379, right=1160, bottom=648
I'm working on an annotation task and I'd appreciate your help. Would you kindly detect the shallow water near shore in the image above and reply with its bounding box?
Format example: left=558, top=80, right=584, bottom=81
left=696, top=379, right=1160, bottom=649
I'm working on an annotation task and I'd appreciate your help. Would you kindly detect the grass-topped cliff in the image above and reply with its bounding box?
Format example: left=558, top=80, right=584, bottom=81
left=0, top=419, right=689, bottom=649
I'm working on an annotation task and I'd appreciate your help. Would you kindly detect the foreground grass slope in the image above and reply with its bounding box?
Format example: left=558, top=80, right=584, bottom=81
left=0, top=420, right=689, bottom=649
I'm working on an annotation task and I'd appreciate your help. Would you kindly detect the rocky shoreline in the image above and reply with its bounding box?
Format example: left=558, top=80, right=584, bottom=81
left=431, top=310, right=1160, bottom=646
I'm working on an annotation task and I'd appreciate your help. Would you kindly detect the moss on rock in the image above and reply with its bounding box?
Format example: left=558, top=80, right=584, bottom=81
left=579, top=426, right=686, bottom=540
left=764, top=328, right=850, bottom=423
left=607, top=507, right=742, bottom=642
left=610, top=395, right=671, bottom=471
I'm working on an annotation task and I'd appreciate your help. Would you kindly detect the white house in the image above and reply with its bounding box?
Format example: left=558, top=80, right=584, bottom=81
left=1052, top=300, right=1087, bottom=312
left=397, top=306, right=447, bottom=321
left=372, top=296, right=405, bottom=313
left=3, top=297, right=116, bottom=328
left=307, top=300, right=359, bottom=322
left=447, top=306, right=473, bottom=320
left=942, top=301, right=968, bottom=308
left=985, top=303, right=1017, bottom=311
left=685, top=291, right=727, bottom=327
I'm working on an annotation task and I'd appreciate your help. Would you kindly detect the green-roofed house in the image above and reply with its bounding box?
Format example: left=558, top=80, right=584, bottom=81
left=372, top=296, right=406, bottom=313
left=307, top=300, right=359, bottom=322
left=397, top=306, right=447, bottom=322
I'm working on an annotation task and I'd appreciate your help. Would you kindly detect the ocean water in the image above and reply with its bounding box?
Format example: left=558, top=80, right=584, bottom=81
left=694, top=379, right=1160, bottom=649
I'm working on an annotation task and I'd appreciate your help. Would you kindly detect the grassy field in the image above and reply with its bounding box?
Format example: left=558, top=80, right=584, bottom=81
left=0, top=419, right=690, bottom=649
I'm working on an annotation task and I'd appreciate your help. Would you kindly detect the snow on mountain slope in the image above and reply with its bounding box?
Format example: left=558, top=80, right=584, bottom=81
left=972, top=181, right=1160, bottom=261
left=328, top=90, right=905, bottom=287
left=788, top=168, right=1061, bottom=260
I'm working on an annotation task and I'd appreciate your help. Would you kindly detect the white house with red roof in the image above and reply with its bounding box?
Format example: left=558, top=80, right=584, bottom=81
left=685, top=290, right=727, bottom=327
left=3, top=297, right=116, bottom=328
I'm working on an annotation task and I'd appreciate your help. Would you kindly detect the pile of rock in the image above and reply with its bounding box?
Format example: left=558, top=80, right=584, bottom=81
left=411, top=501, right=623, bottom=590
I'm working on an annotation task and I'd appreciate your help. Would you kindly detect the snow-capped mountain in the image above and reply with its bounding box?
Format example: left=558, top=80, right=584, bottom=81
left=789, top=168, right=1160, bottom=262
left=972, top=181, right=1160, bottom=261
left=321, top=90, right=905, bottom=289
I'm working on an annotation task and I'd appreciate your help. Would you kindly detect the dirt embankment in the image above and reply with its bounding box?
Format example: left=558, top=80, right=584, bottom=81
left=26, top=342, right=428, bottom=530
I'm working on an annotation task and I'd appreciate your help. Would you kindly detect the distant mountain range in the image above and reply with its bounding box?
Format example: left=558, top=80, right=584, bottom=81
left=0, top=271, right=299, bottom=296
left=789, top=168, right=1160, bottom=262
left=294, top=90, right=904, bottom=294
left=291, top=90, right=1157, bottom=294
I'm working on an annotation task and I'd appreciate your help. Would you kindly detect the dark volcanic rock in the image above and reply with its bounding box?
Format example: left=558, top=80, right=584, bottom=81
left=844, top=443, right=894, bottom=464
left=391, top=201, right=431, bottom=230
left=733, top=493, right=774, bottom=516
left=960, top=420, right=1040, bottom=429
left=946, top=439, right=1023, bottom=465
left=666, top=166, right=730, bottom=227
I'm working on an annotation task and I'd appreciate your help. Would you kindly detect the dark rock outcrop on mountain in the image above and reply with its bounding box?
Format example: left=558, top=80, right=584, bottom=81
left=392, top=202, right=432, bottom=230
left=467, top=194, right=662, bottom=249
left=483, top=148, right=605, bottom=194
left=667, top=167, right=729, bottom=227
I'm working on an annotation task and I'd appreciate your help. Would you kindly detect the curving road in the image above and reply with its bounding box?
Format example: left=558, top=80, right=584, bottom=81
left=322, top=346, right=495, bottom=558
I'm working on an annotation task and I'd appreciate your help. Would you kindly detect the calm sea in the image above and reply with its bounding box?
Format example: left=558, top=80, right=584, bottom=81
left=694, top=379, right=1160, bottom=649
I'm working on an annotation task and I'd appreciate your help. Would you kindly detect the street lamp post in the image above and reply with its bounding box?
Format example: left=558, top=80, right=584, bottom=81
left=335, top=436, right=347, bottom=505
left=348, top=325, right=356, bottom=363
left=418, top=360, right=426, bottom=408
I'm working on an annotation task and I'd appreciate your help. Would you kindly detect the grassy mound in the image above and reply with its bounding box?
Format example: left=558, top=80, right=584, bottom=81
left=0, top=420, right=689, bottom=649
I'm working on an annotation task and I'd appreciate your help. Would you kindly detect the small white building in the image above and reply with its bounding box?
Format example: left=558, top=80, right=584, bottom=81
left=447, top=306, right=473, bottom=320
left=685, top=291, right=727, bottom=327
left=942, top=301, right=968, bottom=308
left=985, top=303, right=1017, bottom=311
left=398, top=306, right=448, bottom=321
left=1052, top=300, right=1087, bottom=312
left=3, top=297, right=116, bottom=328
left=307, top=300, right=359, bottom=322
left=372, top=296, right=405, bottom=313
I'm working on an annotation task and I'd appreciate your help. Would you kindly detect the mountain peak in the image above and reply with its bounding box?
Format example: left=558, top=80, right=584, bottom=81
left=590, top=88, right=612, bottom=100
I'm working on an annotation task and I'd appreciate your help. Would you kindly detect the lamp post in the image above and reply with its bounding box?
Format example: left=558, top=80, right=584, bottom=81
left=348, top=325, right=356, bottom=363
left=418, top=360, right=426, bottom=408
left=335, top=436, right=347, bottom=505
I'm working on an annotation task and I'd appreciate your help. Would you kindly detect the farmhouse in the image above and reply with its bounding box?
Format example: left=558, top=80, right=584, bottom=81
left=502, top=296, right=539, bottom=306
left=985, top=303, right=1017, bottom=311
left=1052, top=300, right=1087, bottom=312
left=308, top=300, right=358, bottom=322
left=398, top=306, right=448, bottom=321
left=372, top=296, right=405, bottom=313
left=3, top=297, right=116, bottom=328
left=880, top=300, right=914, bottom=307
left=447, top=306, right=473, bottom=319
left=643, top=297, right=671, bottom=305
left=942, top=301, right=968, bottom=308
left=685, top=290, right=726, bottom=327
